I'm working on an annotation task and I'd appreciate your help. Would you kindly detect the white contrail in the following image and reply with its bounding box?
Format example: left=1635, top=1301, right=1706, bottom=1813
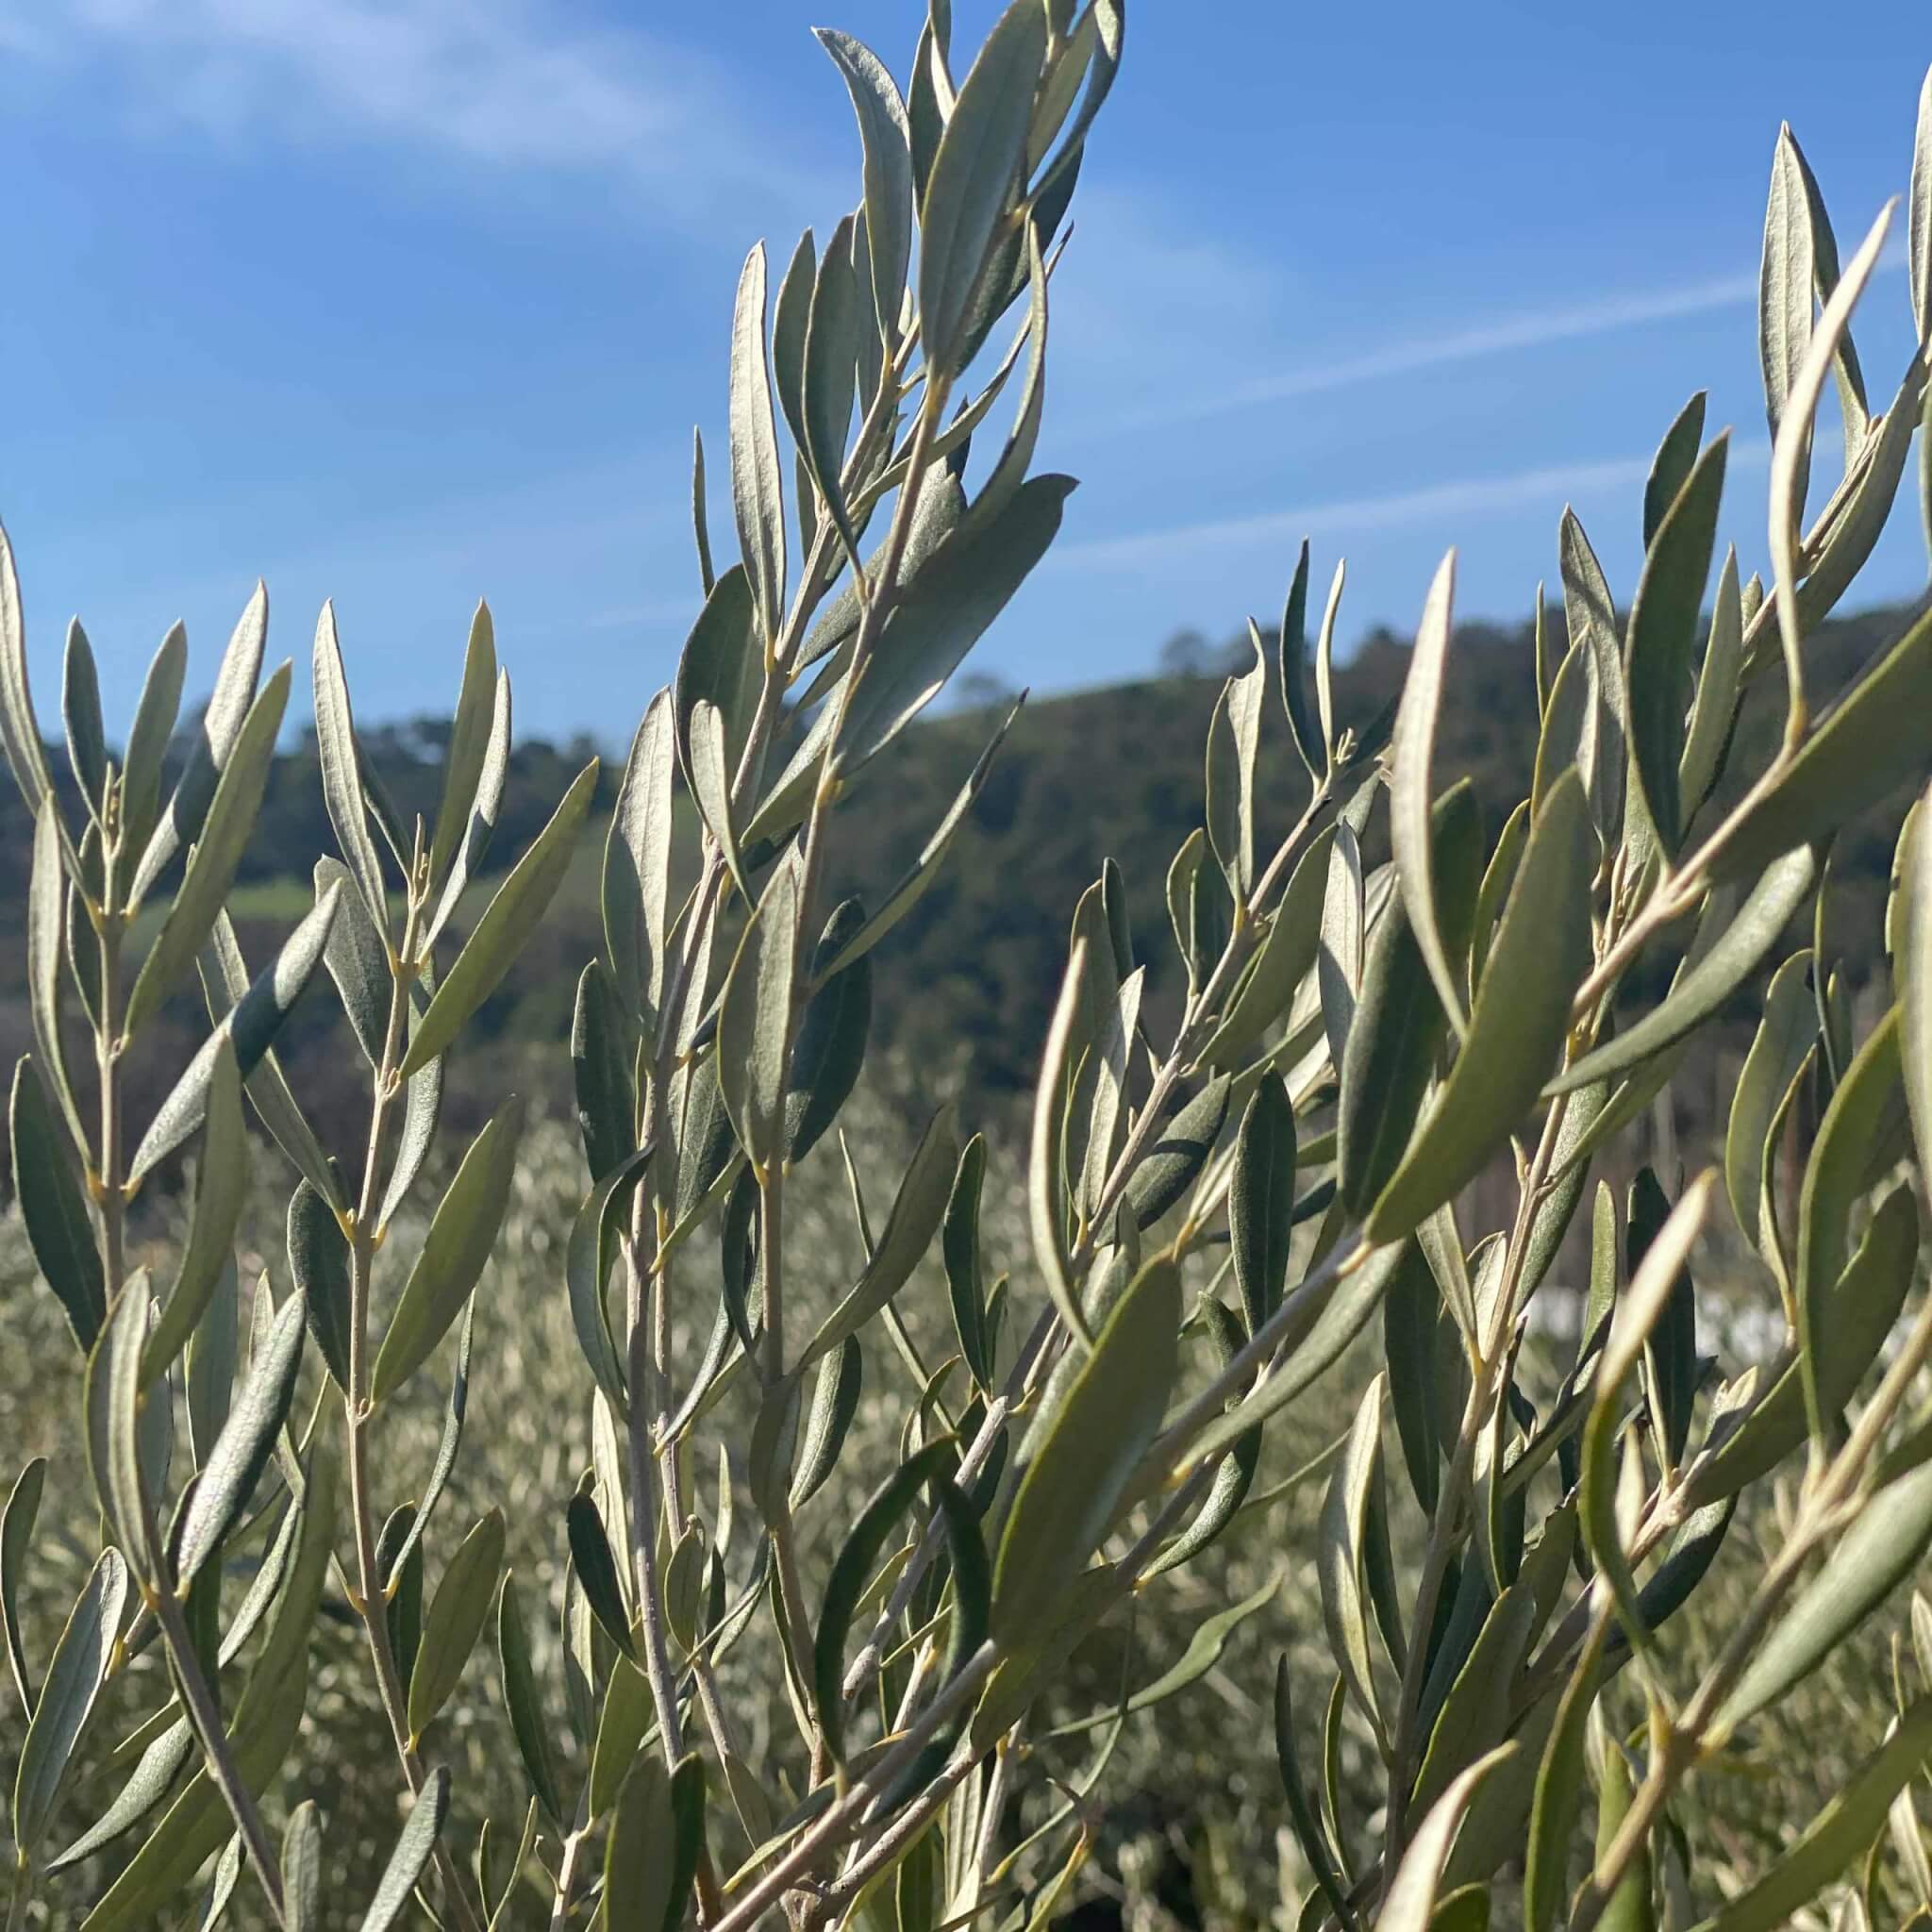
left=1053, top=440, right=1773, bottom=570
left=1106, top=246, right=1907, bottom=434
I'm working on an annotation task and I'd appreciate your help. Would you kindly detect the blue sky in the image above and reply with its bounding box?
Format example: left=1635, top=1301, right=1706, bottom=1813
left=0, top=1, right=1926, bottom=742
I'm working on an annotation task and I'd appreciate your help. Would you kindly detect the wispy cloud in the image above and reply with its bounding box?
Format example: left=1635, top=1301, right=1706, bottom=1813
left=1097, top=246, right=1909, bottom=436
left=0, top=0, right=826, bottom=225
left=1052, top=439, right=1773, bottom=570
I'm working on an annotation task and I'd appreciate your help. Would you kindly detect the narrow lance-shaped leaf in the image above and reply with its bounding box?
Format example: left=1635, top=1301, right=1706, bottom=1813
left=1767, top=201, right=1895, bottom=732
left=408, top=1510, right=508, bottom=1743
left=11, top=1057, right=106, bottom=1352
left=1903, top=777, right=1932, bottom=1181
left=1578, top=1174, right=1716, bottom=1656
left=1031, top=936, right=1092, bottom=1348
left=1231, top=1073, right=1295, bottom=1336
left=130, top=583, right=266, bottom=908
left=358, top=1766, right=452, bottom=1932
left=717, top=857, right=801, bottom=1173
left=817, top=30, right=913, bottom=341
left=11, top=1549, right=128, bottom=1858
left=0, top=519, right=57, bottom=824
left=1367, top=772, right=1594, bottom=1243
left=603, top=688, right=675, bottom=1034
left=919, top=0, right=1048, bottom=375
left=312, top=601, right=389, bottom=925
left=991, top=1257, right=1181, bottom=1645
left=124, top=662, right=291, bottom=1040
left=421, top=665, right=511, bottom=954
left=174, top=1287, right=306, bottom=1594
left=1794, top=1006, right=1905, bottom=1443
left=497, top=1575, right=563, bottom=1824
left=730, top=242, right=787, bottom=644
left=1625, top=432, right=1728, bottom=851
left=400, top=759, right=598, bottom=1078
left=1390, top=551, right=1471, bottom=1041
left=372, top=1099, right=525, bottom=1400
left=142, top=1039, right=247, bottom=1383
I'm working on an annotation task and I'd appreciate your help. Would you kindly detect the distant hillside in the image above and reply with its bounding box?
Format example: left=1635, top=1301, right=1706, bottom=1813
left=1, top=589, right=1924, bottom=1182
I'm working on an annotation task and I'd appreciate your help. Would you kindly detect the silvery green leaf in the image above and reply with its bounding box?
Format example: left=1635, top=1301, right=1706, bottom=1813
left=498, top=1570, right=561, bottom=1824
left=0, top=517, right=58, bottom=830
left=359, top=1766, right=451, bottom=1932
left=1195, top=825, right=1333, bottom=1071
left=142, top=1038, right=247, bottom=1382
left=422, top=666, right=511, bottom=953
left=991, top=1256, right=1179, bottom=1645
left=84, top=1277, right=152, bottom=1574
left=1913, top=65, right=1932, bottom=348
left=1760, top=127, right=1817, bottom=498
left=121, top=621, right=186, bottom=863
left=804, top=1102, right=958, bottom=1365
left=1578, top=1173, right=1715, bottom=1653
left=965, top=216, right=1048, bottom=538
left=311, top=600, right=388, bottom=926
left=1231, top=1073, right=1295, bottom=1336
left=315, top=855, right=389, bottom=1065
left=1030, top=935, right=1091, bottom=1347
left=175, top=1288, right=305, bottom=1592
left=401, top=758, right=598, bottom=1078
left=11, top=1548, right=127, bottom=1857
left=279, top=1803, right=321, bottom=1931
left=688, top=697, right=744, bottom=894
left=1557, top=509, right=1626, bottom=850
left=1678, top=547, right=1743, bottom=824
left=1276, top=541, right=1324, bottom=778
left=691, top=425, right=716, bottom=596
left=1389, top=552, right=1471, bottom=1040
left=408, top=1510, right=507, bottom=1741
left=131, top=582, right=267, bottom=909
left=1318, top=1375, right=1389, bottom=1746
left=831, top=475, right=1073, bottom=775
left=124, top=662, right=291, bottom=1041
left=27, top=804, right=84, bottom=1151
left=787, top=898, right=872, bottom=1161
left=428, top=602, right=499, bottom=890
left=1207, top=634, right=1263, bottom=897
left=566, top=1491, right=633, bottom=1661
left=772, top=226, right=816, bottom=460
left=1028, top=0, right=1121, bottom=202
left=1625, top=432, right=1727, bottom=851
left=1316, top=821, right=1363, bottom=1068
left=373, top=1101, right=522, bottom=1402
left=1907, top=779, right=1932, bottom=1177
left=603, top=687, right=675, bottom=1035
left=136, top=887, right=343, bottom=1189
left=1724, top=949, right=1817, bottom=1255
left=10, top=1056, right=105, bottom=1352
left=1124, top=1074, right=1230, bottom=1230
left=817, top=31, right=914, bottom=342
left=287, top=1179, right=351, bottom=1391
left=908, top=10, right=954, bottom=200
left=1341, top=782, right=1481, bottom=1217
left=1078, top=965, right=1143, bottom=1218
left=185, top=1259, right=239, bottom=1470
left=1642, top=392, right=1707, bottom=551
left=1702, top=1702, right=1932, bottom=1931
left=730, top=242, right=787, bottom=643
left=61, top=617, right=107, bottom=815
left=812, top=1441, right=986, bottom=1768
left=1768, top=200, right=1894, bottom=729
left=944, top=1133, right=992, bottom=1391
left=918, top=0, right=1046, bottom=375
left=573, top=959, right=636, bottom=1184
left=800, top=213, right=863, bottom=553
left=717, top=856, right=801, bottom=1172
left=1379, top=1747, right=1514, bottom=1932
left=1795, top=1005, right=1905, bottom=1442
left=675, top=564, right=759, bottom=801
left=790, top=1335, right=862, bottom=1512
left=1367, top=772, right=1593, bottom=1244
left=2, top=1458, right=45, bottom=1711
